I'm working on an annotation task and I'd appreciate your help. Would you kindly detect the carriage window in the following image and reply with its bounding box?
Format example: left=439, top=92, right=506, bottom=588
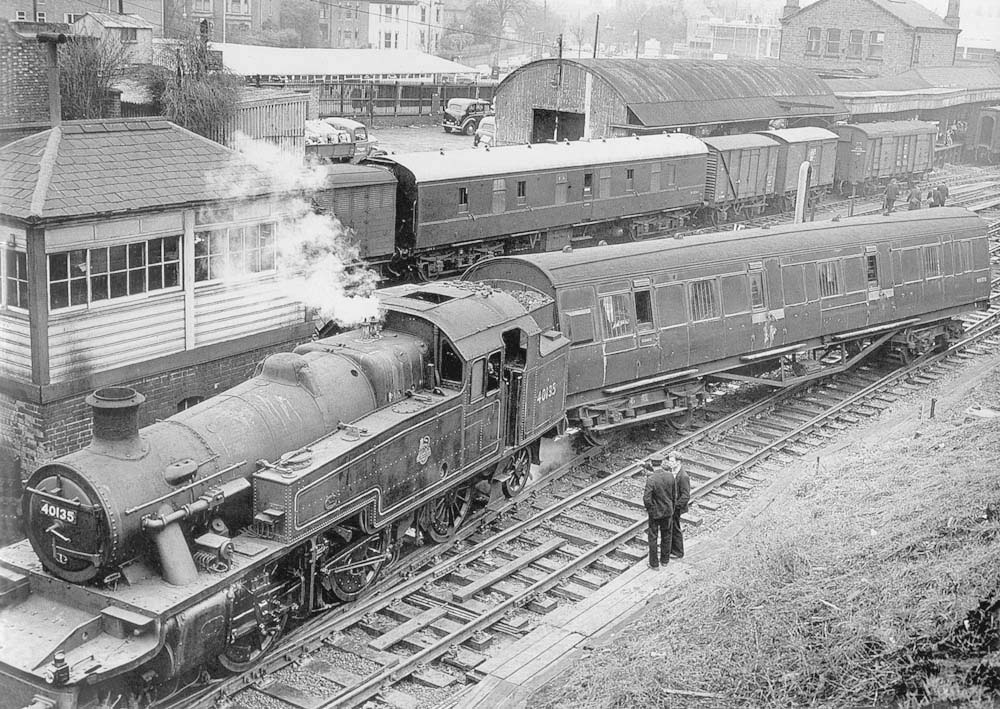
left=486, top=351, right=501, bottom=393
left=664, top=164, right=676, bottom=187
left=818, top=261, right=840, bottom=297
left=923, top=245, right=941, bottom=278
left=689, top=279, right=719, bottom=321
left=635, top=290, right=653, bottom=330
left=599, top=293, right=634, bottom=338
left=516, top=180, right=527, bottom=205
left=749, top=271, right=765, bottom=310
left=439, top=340, right=463, bottom=384
left=866, top=254, right=879, bottom=287
left=782, top=265, right=805, bottom=305
left=458, top=187, right=469, bottom=213
left=626, top=169, right=635, bottom=191
left=901, top=248, right=922, bottom=283
left=583, top=172, right=594, bottom=198
left=471, top=358, right=486, bottom=399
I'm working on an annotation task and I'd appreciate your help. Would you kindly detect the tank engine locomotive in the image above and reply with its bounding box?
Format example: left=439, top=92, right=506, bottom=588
left=0, top=208, right=988, bottom=709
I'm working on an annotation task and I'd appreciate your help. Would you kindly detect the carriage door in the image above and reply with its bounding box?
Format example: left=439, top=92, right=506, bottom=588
left=555, top=173, right=569, bottom=205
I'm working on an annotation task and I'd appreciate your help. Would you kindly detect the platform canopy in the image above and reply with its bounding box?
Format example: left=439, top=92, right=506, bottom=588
left=826, top=65, right=1000, bottom=114
left=212, top=43, right=476, bottom=81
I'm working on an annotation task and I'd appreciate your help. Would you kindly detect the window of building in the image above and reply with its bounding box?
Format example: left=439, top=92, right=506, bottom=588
left=48, top=236, right=181, bottom=310
left=15, top=10, right=26, bottom=19
left=458, top=186, right=469, bottom=212
left=177, top=395, right=204, bottom=411
left=847, top=30, right=863, bottom=58
left=825, top=28, right=841, bottom=55
left=635, top=290, right=653, bottom=330
left=749, top=271, right=765, bottom=310
left=912, top=35, right=921, bottom=64
left=599, top=293, right=634, bottom=338
left=120, top=27, right=137, bottom=42
left=319, top=8, right=327, bottom=18
left=194, top=223, right=275, bottom=283
left=818, top=261, right=840, bottom=297
left=806, top=27, right=821, bottom=54
left=516, top=180, right=526, bottom=205
left=436, top=7, right=440, bottom=22
left=689, top=279, right=719, bottom=321
left=193, top=0, right=211, bottom=12
left=64, top=12, right=83, bottom=22
left=383, top=4, right=391, bottom=17
left=394, top=32, right=399, bottom=47
left=4, top=249, right=28, bottom=309
left=420, top=6, right=426, bottom=22
left=35, top=11, right=45, bottom=21
left=626, top=168, right=634, bottom=191
left=923, top=245, right=940, bottom=277
left=869, top=31, right=885, bottom=59
left=420, top=30, right=425, bottom=45
left=384, top=31, right=392, bottom=48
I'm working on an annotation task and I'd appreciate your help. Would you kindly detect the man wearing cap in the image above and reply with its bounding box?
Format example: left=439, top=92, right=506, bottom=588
left=642, top=456, right=675, bottom=569
left=668, top=452, right=690, bottom=559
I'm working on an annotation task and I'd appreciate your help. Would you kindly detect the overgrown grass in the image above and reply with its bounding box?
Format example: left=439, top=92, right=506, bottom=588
left=530, top=410, right=1000, bottom=708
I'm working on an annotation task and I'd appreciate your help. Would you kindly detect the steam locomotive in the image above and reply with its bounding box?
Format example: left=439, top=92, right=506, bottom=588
left=0, top=208, right=989, bottom=709
left=321, top=120, right=938, bottom=280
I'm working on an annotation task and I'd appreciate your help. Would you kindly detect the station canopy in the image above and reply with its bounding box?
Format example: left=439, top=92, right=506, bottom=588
left=212, top=43, right=477, bottom=81
left=826, top=65, right=1000, bottom=113
left=561, top=58, right=846, bottom=127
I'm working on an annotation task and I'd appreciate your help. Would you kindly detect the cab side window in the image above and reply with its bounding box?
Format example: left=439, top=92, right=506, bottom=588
left=440, top=340, right=463, bottom=385
left=487, top=351, right=501, bottom=393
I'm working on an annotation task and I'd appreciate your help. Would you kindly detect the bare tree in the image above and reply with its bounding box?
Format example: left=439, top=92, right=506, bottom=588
left=58, top=36, right=130, bottom=120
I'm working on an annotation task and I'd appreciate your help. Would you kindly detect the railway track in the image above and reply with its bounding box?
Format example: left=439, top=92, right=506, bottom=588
left=155, top=205, right=1000, bottom=709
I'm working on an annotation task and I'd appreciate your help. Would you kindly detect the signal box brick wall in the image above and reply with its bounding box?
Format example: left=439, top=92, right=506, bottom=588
left=0, top=337, right=307, bottom=545
left=779, top=0, right=957, bottom=76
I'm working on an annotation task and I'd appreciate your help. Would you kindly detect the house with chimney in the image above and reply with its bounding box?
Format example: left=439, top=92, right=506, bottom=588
left=778, top=0, right=962, bottom=77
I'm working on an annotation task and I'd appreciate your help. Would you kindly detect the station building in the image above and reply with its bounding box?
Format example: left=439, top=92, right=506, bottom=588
left=492, top=58, right=847, bottom=145
left=0, top=118, right=315, bottom=542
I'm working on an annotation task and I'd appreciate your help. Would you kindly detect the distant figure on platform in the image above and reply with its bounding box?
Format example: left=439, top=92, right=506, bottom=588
left=668, top=453, right=690, bottom=559
left=936, top=183, right=949, bottom=207
left=929, top=185, right=943, bottom=208
left=642, top=456, right=675, bottom=570
left=907, top=184, right=922, bottom=211
left=883, top=179, right=899, bottom=214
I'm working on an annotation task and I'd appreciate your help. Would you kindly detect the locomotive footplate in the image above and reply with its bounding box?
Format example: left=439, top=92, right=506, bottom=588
left=0, top=534, right=286, bottom=703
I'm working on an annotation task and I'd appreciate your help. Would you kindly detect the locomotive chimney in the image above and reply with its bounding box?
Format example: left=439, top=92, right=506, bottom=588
left=86, top=387, right=145, bottom=444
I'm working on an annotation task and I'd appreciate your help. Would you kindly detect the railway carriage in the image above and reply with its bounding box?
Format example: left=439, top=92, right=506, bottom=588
left=372, top=134, right=708, bottom=280
left=832, top=121, right=938, bottom=196
left=310, top=163, right=397, bottom=265
left=464, top=207, right=990, bottom=437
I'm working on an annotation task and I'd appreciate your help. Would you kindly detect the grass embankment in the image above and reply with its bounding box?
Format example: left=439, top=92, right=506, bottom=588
left=530, top=388, right=1000, bottom=708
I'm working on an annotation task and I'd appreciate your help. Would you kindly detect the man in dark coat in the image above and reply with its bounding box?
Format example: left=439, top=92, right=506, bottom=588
left=668, top=452, right=691, bottom=559
left=883, top=179, right=899, bottom=214
left=907, top=183, right=922, bottom=210
left=642, top=456, right=675, bottom=569
left=937, top=183, right=949, bottom=207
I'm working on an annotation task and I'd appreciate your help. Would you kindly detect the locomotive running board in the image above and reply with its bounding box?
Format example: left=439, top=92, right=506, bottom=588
left=710, top=330, right=899, bottom=389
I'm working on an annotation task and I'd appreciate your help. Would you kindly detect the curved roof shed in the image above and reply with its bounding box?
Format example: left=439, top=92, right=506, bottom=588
left=494, top=58, right=846, bottom=145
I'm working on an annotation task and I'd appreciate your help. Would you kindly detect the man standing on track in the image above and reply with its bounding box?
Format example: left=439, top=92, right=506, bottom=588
left=642, top=456, right=675, bottom=570
left=668, top=453, right=690, bottom=560
left=883, top=178, right=899, bottom=214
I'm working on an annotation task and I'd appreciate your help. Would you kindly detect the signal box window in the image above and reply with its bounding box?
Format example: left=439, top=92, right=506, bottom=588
left=583, top=173, right=594, bottom=199
left=749, top=271, right=765, bottom=310
left=866, top=254, right=879, bottom=288
left=4, top=249, right=28, bottom=309
left=458, top=187, right=469, bottom=213
left=689, top=279, right=719, bottom=321
left=635, top=290, right=654, bottom=330
left=599, top=293, right=634, bottom=338
left=818, top=261, right=840, bottom=297
left=439, top=340, right=463, bottom=385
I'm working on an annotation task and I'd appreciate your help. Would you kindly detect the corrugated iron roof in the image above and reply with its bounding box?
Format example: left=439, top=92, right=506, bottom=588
left=833, top=120, right=938, bottom=137
left=213, top=43, right=475, bottom=77
left=379, top=133, right=708, bottom=183
left=465, top=208, right=982, bottom=291
left=757, top=127, right=839, bottom=144
left=0, top=118, right=277, bottom=222
left=535, top=59, right=845, bottom=127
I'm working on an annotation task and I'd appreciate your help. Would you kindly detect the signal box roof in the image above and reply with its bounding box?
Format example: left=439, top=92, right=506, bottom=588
left=377, top=133, right=708, bottom=182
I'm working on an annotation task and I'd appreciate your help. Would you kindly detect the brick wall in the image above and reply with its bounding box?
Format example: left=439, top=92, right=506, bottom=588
left=780, top=0, right=957, bottom=76
left=0, top=336, right=307, bottom=544
left=0, top=20, right=51, bottom=129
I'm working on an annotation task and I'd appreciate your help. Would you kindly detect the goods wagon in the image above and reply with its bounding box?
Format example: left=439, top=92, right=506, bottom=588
left=701, top=134, right=779, bottom=222
left=311, top=163, right=397, bottom=264
left=756, top=127, right=838, bottom=204
left=972, top=106, right=1000, bottom=163
left=832, top=121, right=937, bottom=195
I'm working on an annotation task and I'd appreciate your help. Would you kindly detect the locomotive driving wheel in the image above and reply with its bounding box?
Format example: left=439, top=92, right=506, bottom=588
left=420, top=482, right=474, bottom=543
left=500, top=448, right=531, bottom=498
left=324, top=528, right=392, bottom=603
left=216, top=604, right=289, bottom=674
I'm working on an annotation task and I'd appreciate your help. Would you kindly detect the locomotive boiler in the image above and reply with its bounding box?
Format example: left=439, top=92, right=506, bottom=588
left=0, top=282, right=569, bottom=709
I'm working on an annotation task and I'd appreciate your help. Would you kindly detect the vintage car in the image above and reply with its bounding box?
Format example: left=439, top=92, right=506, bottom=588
left=442, top=98, right=492, bottom=135
left=323, top=117, right=380, bottom=160
left=474, top=115, right=496, bottom=147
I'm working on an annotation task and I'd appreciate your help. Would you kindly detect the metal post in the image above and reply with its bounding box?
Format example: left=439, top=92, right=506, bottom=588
left=592, top=13, right=600, bottom=58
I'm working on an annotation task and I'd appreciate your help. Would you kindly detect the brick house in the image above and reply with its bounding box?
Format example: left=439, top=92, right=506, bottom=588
left=0, top=118, right=315, bottom=543
left=778, top=0, right=962, bottom=77
left=71, top=12, right=155, bottom=64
